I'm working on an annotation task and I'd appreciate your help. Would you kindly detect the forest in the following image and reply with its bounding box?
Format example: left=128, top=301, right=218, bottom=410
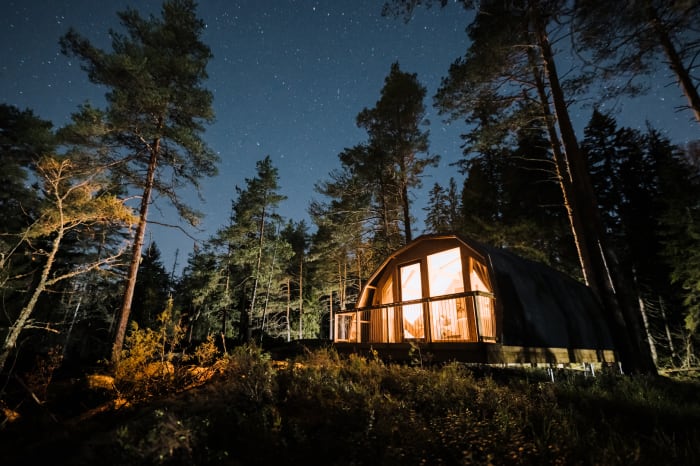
left=1, top=0, right=700, bottom=463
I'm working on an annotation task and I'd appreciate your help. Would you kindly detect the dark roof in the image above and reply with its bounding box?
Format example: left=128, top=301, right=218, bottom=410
left=472, top=240, right=615, bottom=349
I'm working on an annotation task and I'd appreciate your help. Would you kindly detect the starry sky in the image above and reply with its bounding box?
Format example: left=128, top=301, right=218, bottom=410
left=1, top=0, right=697, bottom=275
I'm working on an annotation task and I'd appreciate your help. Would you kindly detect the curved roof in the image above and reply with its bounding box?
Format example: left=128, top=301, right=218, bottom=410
left=357, top=234, right=615, bottom=350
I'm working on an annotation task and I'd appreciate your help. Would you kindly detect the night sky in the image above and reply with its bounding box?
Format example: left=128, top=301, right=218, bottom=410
left=1, top=0, right=697, bottom=274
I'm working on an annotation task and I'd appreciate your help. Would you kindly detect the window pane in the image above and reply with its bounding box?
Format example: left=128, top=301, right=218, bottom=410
left=427, top=248, right=467, bottom=341
left=427, top=247, right=464, bottom=297
left=400, top=262, right=424, bottom=339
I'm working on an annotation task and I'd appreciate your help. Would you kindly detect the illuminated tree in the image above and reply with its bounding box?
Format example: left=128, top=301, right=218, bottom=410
left=213, top=156, right=288, bottom=342
left=60, top=0, right=218, bottom=365
left=0, top=156, right=135, bottom=373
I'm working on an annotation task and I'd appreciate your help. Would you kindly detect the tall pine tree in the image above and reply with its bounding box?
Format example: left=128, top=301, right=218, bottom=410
left=60, top=0, right=218, bottom=365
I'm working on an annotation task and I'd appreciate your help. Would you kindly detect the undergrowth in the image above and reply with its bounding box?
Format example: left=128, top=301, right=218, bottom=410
left=3, top=343, right=700, bottom=466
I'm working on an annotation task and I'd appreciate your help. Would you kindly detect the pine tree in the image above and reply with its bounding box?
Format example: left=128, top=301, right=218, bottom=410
left=0, top=155, right=135, bottom=372
left=574, top=0, right=700, bottom=123
left=424, top=178, right=461, bottom=234
left=387, top=0, right=657, bottom=373
left=309, top=167, right=373, bottom=311
left=175, top=242, right=231, bottom=344
left=60, top=0, right=218, bottom=365
left=658, top=142, right=700, bottom=342
left=218, top=156, right=288, bottom=342
left=350, top=62, right=439, bottom=248
left=131, top=242, right=172, bottom=330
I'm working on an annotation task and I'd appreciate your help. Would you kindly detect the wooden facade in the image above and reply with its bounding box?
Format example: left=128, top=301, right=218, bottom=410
left=333, top=234, right=618, bottom=366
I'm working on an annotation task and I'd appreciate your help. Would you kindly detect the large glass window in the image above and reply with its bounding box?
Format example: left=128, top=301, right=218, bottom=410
left=427, top=248, right=464, bottom=296
left=470, top=258, right=495, bottom=339
left=427, top=248, right=468, bottom=340
left=400, top=262, right=424, bottom=339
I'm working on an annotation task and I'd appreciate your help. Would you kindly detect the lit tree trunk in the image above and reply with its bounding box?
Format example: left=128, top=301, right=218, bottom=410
left=532, top=5, right=655, bottom=373
left=338, top=260, right=345, bottom=311
left=528, top=48, right=591, bottom=285
left=659, top=297, right=677, bottom=364
left=259, top=230, right=279, bottom=343
left=247, top=201, right=266, bottom=342
left=298, top=253, right=303, bottom=338
left=329, top=289, right=334, bottom=340
left=356, top=247, right=363, bottom=301
left=112, top=138, right=159, bottom=365
left=638, top=294, right=658, bottom=367
left=0, top=227, right=63, bottom=372
left=63, top=291, right=83, bottom=358
left=286, top=277, right=291, bottom=342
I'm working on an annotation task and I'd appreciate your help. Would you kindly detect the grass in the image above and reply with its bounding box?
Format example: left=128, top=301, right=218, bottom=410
left=2, top=343, right=700, bottom=465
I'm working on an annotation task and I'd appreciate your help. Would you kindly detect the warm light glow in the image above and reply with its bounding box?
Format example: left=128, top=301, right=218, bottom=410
left=427, top=248, right=463, bottom=296
left=427, top=248, right=466, bottom=340
left=400, top=262, right=424, bottom=339
left=382, top=278, right=397, bottom=342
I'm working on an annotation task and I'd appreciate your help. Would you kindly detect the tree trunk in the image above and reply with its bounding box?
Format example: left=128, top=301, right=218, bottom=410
left=238, top=287, right=249, bottom=343
left=528, top=47, right=591, bottom=285
left=259, top=233, right=279, bottom=344
left=0, top=227, right=63, bottom=373
left=399, top=155, right=412, bottom=243
left=532, top=2, right=656, bottom=373
left=401, top=180, right=412, bottom=243
left=298, top=254, right=303, bottom=338
left=329, top=289, right=334, bottom=340
left=247, top=200, right=266, bottom=342
left=638, top=294, right=658, bottom=367
left=648, top=7, right=700, bottom=124
left=659, top=296, right=678, bottom=364
left=356, top=248, right=363, bottom=301
left=286, top=277, right=291, bottom=342
left=111, top=139, right=159, bottom=366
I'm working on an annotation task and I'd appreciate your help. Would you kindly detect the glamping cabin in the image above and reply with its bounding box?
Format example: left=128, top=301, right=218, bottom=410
left=333, top=234, right=617, bottom=366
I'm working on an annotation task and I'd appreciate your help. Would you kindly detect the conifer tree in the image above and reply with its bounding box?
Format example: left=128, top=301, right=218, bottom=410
left=424, top=178, right=461, bottom=234
left=218, top=156, right=288, bottom=342
left=0, top=156, right=135, bottom=372
left=385, top=0, right=657, bottom=372
left=573, top=0, right=700, bottom=123
left=131, top=242, right=172, bottom=330
left=0, top=105, right=54, bottom=307
left=60, top=0, right=218, bottom=365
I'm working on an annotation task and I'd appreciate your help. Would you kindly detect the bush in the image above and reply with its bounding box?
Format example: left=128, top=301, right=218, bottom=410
left=7, top=344, right=700, bottom=466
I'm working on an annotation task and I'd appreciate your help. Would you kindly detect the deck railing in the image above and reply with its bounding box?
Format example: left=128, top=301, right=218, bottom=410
left=334, top=291, right=496, bottom=344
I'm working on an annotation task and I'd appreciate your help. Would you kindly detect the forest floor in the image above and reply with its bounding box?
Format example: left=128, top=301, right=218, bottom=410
left=1, top=346, right=700, bottom=466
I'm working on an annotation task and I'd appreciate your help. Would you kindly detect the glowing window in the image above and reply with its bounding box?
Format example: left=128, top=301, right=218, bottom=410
left=400, top=262, right=424, bottom=339
left=427, top=247, right=464, bottom=297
